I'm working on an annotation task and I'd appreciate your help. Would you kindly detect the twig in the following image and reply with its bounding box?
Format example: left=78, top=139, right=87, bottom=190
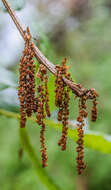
left=1, top=0, right=96, bottom=98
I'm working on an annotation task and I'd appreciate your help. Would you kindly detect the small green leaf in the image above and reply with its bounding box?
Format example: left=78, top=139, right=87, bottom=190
left=0, top=83, right=9, bottom=90
left=48, top=75, right=56, bottom=112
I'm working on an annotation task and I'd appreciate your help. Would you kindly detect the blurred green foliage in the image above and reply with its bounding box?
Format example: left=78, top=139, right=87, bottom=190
left=0, top=0, right=25, bottom=12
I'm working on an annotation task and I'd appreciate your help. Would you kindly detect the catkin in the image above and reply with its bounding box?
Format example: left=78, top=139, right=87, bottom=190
left=76, top=96, right=87, bottom=175
left=36, top=64, right=51, bottom=167
left=55, top=58, right=71, bottom=151
left=18, top=27, right=36, bottom=128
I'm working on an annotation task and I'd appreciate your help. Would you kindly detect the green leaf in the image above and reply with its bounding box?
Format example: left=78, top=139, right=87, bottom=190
left=1, top=109, right=111, bottom=155
left=46, top=119, right=111, bottom=154
left=48, top=75, right=56, bottom=112
left=0, top=84, right=10, bottom=90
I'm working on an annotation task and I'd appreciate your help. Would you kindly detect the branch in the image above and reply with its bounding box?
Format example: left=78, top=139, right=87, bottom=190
left=1, top=0, right=95, bottom=98
left=1, top=109, right=111, bottom=155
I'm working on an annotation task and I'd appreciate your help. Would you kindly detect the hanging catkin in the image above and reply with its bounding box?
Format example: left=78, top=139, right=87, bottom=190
left=36, top=64, right=51, bottom=167
left=55, top=58, right=71, bottom=151
left=18, top=27, right=36, bottom=128
left=76, top=96, right=87, bottom=174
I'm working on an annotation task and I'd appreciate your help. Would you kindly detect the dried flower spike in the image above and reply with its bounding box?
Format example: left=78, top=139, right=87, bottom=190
left=18, top=27, right=36, bottom=128
left=55, top=58, right=71, bottom=151
left=76, top=96, right=87, bottom=175
left=58, top=87, right=70, bottom=151
left=91, top=89, right=98, bottom=122
left=36, top=64, right=51, bottom=167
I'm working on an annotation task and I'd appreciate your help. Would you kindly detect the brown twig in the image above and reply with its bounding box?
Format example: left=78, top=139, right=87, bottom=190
left=1, top=0, right=97, bottom=99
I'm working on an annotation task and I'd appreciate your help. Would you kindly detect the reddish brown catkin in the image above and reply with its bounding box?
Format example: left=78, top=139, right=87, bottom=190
left=60, top=59, right=72, bottom=150
left=58, top=87, right=70, bottom=150
left=18, top=27, right=36, bottom=128
left=36, top=64, right=51, bottom=167
left=24, top=28, right=36, bottom=116
left=76, top=96, right=88, bottom=175
left=55, top=58, right=71, bottom=151
left=55, top=65, right=66, bottom=148
left=18, top=55, right=27, bottom=128
left=91, top=89, right=98, bottom=122
left=44, top=75, right=51, bottom=117
left=55, top=66, right=64, bottom=109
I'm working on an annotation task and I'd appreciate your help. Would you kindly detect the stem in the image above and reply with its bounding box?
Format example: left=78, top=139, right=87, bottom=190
left=1, top=0, right=94, bottom=98
left=19, top=127, right=60, bottom=190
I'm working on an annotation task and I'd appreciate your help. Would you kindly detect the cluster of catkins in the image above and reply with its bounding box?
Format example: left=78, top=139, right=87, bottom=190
left=55, top=59, right=98, bottom=175
left=18, top=27, right=98, bottom=174
left=18, top=27, right=51, bottom=167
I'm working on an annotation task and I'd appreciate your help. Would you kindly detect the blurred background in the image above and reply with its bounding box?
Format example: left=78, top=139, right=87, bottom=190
left=0, top=0, right=111, bottom=189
